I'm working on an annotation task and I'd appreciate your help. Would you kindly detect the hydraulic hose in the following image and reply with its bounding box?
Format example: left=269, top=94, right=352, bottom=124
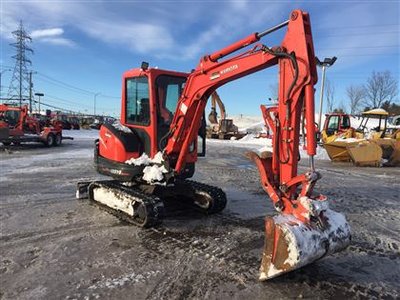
left=263, top=46, right=299, bottom=164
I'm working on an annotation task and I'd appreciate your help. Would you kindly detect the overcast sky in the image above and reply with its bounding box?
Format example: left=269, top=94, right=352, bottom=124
left=1, top=0, right=399, bottom=116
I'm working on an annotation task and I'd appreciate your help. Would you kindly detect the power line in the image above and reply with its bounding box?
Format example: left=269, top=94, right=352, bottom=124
left=35, top=73, right=94, bottom=95
left=100, top=93, right=120, bottom=99
left=45, top=93, right=85, bottom=104
left=36, top=72, right=119, bottom=98
left=46, top=94, right=91, bottom=108
left=322, top=53, right=398, bottom=57
left=321, top=23, right=399, bottom=30
left=42, top=96, right=114, bottom=113
left=321, top=30, right=399, bottom=38
left=30, top=99, right=81, bottom=114
left=317, top=45, right=399, bottom=50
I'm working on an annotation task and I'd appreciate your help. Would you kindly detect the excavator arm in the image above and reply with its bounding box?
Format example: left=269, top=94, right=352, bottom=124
left=208, top=92, right=226, bottom=124
left=164, top=10, right=350, bottom=279
left=166, top=10, right=317, bottom=214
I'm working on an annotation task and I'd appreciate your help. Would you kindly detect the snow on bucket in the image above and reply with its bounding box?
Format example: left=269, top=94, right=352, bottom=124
left=259, top=209, right=351, bottom=280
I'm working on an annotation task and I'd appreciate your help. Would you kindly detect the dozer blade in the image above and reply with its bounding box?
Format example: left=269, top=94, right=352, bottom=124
left=259, top=209, right=351, bottom=280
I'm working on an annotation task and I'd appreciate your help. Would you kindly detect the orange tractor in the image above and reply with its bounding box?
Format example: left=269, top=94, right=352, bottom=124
left=77, top=10, right=350, bottom=280
left=0, top=104, right=72, bottom=146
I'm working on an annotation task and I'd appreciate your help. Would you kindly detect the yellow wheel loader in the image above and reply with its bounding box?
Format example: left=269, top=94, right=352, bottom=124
left=322, top=109, right=400, bottom=167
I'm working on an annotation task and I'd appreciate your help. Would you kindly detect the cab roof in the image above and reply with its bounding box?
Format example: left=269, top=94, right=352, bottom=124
left=362, top=108, right=389, bottom=116
left=123, top=67, right=189, bottom=79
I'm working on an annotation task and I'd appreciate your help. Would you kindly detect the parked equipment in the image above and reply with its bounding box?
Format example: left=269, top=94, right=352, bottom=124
left=206, top=92, right=245, bottom=139
left=321, top=113, right=352, bottom=144
left=0, top=104, right=73, bottom=146
left=77, top=10, right=350, bottom=280
left=322, top=109, right=400, bottom=166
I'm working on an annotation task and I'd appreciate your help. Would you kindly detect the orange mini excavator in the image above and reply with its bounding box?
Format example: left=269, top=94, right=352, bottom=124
left=77, top=10, right=351, bottom=280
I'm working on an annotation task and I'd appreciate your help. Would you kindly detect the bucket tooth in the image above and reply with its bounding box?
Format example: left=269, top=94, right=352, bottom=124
left=259, top=209, right=351, bottom=280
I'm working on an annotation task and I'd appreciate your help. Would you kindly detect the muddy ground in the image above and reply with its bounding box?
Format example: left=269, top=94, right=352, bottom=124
left=0, top=133, right=399, bottom=299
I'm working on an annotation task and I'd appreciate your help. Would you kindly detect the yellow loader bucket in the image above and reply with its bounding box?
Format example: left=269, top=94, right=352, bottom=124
left=323, top=140, right=360, bottom=162
left=347, top=142, right=383, bottom=167
left=388, top=141, right=400, bottom=166
left=371, top=139, right=400, bottom=166
left=260, top=209, right=351, bottom=280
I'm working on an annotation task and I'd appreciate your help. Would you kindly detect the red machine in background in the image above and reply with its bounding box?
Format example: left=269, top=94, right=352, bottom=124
left=78, top=10, right=350, bottom=280
left=0, top=104, right=72, bottom=146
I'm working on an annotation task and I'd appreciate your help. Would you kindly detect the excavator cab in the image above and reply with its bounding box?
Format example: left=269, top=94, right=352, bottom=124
left=95, top=67, right=203, bottom=181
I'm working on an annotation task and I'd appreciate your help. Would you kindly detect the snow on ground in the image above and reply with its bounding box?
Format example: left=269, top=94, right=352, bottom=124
left=230, top=115, right=265, bottom=132
left=208, top=133, right=330, bottom=160
left=62, top=129, right=99, bottom=140
left=1, top=121, right=399, bottom=299
left=230, top=113, right=382, bottom=134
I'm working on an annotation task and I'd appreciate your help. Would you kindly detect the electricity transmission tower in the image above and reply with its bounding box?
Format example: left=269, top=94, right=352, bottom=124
left=7, top=21, right=33, bottom=107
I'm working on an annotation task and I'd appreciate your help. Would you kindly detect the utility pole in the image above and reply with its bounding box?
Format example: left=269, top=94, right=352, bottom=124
left=94, top=92, right=100, bottom=116
left=316, top=56, right=337, bottom=130
left=35, top=92, right=44, bottom=113
left=29, top=71, right=32, bottom=113
left=28, top=71, right=38, bottom=113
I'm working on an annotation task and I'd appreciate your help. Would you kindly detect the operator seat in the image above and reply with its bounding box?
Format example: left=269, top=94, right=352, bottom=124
left=139, top=98, right=150, bottom=123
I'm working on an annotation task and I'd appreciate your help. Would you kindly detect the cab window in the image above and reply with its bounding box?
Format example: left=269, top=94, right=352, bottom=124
left=126, top=77, right=150, bottom=125
left=327, top=116, right=339, bottom=130
left=4, top=110, right=20, bottom=126
left=341, top=115, right=350, bottom=129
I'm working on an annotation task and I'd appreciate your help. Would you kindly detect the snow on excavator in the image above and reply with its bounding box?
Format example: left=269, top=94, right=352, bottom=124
left=206, top=91, right=246, bottom=139
left=322, top=109, right=400, bottom=166
left=77, top=10, right=350, bottom=280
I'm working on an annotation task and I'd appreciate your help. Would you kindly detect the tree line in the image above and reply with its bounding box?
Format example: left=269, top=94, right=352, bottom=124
left=329, top=70, right=399, bottom=115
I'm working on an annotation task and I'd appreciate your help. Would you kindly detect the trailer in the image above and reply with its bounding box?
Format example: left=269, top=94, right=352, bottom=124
left=0, top=104, right=73, bottom=147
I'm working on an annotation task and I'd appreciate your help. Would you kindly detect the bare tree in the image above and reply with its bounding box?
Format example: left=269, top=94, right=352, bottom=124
left=364, top=71, right=398, bottom=108
left=333, top=100, right=346, bottom=114
left=325, top=79, right=335, bottom=113
left=347, top=84, right=365, bottom=114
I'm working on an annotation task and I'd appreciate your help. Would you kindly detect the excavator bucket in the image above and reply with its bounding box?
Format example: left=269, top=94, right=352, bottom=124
left=259, top=209, right=351, bottom=280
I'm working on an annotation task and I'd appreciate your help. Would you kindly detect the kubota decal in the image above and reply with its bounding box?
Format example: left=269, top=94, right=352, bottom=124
left=220, top=64, right=238, bottom=75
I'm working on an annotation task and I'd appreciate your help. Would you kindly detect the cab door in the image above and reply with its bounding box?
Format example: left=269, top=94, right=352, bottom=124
left=122, top=76, right=153, bottom=155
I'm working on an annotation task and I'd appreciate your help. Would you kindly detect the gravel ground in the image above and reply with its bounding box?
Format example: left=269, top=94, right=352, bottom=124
left=0, top=132, right=399, bottom=299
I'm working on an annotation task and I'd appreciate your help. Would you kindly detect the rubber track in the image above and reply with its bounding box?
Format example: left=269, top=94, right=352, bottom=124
left=86, top=179, right=226, bottom=227
left=88, top=180, right=164, bottom=228
left=183, top=180, right=227, bottom=214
